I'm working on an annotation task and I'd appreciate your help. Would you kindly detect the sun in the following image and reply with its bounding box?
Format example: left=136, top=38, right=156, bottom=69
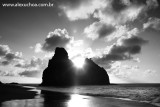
left=72, top=57, right=85, bottom=68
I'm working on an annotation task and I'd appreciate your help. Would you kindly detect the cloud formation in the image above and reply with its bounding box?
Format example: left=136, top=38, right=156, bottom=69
left=84, top=21, right=116, bottom=40
left=93, top=35, right=148, bottom=67
left=1, top=61, right=10, bottom=66
left=4, top=52, right=21, bottom=61
left=19, top=70, right=41, bottom=77
left=59, top=0, right=158, bottom=24
left=42, top=29, right=72, bottom=52
left=0, top=45, right=22, bottom=66
left=0, top=45, right=10, bottom=56
left=36, top=29, right=72, bottom=52
left=0, top=44, right=46, bottom=78
left=94, top=3, right=144, bottom=25
left=15, top=57, right=47, bottom=77
left=58, top=0, right=107, bottom=21
left=59, top=0, right=159, bottom=43
left=119, top=35, right=149, bottom=46
left=143, top=17, right=160, bottom=30
left=15, top=57, right=44, bottom=69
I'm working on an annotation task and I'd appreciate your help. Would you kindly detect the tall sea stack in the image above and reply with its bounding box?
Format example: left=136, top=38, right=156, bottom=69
left=41, top=47, right=110, bottom=86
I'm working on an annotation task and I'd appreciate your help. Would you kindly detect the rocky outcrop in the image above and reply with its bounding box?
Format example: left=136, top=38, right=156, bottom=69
left=0, top=81, right=3, bottom=85
left=41, top=47, right=110, bottom=86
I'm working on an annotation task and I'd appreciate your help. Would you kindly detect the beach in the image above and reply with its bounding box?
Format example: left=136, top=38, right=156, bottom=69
left=0, top=84, right=160, bottom=107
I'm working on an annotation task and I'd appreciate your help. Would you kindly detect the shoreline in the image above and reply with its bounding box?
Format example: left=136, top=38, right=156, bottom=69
left=36, top=85, right=160, bottom=107
left=0, top=84, right=160, bottom=107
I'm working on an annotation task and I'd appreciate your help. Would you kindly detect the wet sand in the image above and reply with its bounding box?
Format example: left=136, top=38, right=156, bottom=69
left=0, top=84, right=37, bottom=103
left=0, top=84, right=159, bottom=107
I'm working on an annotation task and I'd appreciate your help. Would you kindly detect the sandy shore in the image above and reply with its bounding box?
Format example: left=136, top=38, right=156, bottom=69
left=0, top=84, right=159, bottom=107
left=0, top=84, right=37, bottom=103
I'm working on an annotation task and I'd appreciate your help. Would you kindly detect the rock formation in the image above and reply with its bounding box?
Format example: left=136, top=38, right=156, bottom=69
left=41, top=47, right=110, bottom=86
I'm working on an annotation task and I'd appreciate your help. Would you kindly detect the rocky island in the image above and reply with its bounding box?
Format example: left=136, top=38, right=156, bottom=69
left=41, top=47, right=110, bottom=86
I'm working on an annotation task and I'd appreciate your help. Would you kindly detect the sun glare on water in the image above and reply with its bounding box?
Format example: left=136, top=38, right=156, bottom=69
left=72, top=57, right=85, bottom=68
left=67, top=94, right=89, bottom=107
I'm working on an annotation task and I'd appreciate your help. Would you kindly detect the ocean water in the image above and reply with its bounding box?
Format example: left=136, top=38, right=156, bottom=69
left=38, top=84, right=160, bottom=102
left=1, top=84, right=160, bottom=107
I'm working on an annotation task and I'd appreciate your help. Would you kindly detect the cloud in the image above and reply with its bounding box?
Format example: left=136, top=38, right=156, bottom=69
left=108, top=62, right=141, bottom=79
left=0, top=45, right=10, bottom=56
left=4, top=53, right=21, bottom=61
left=15, top=57, right=47, bottom=77
left=109, top=45, right=141, bottom=55
left=67, top=39, right=83, bottom=48
left=84, top=21, right=139, bottom=42
left=94, top=3, right=146, bottom=25
left=15, top=57, right=45, bottom=69
left=94, top=54, right=129, bottom=63
left=1, top=61, right=10, bottom=66
left=144, top=69, right=156, bottom=74
left=0, top=45, right=22, bottom=66
left=34, top=43, right=43, bottom=53
left=143, top=17, right=160, bottom=30
left=111, top=0, right=130, bottom=12
left=0, top=44, right=46, bottom=77
left=146, top=0, right=159, bottom=9
left=59, top=0, right=159, bottom=29
left=122, top=65, right=139, bottom=71
left=33, top=28, right=84, bottom=55
left=84, top=21, right=116, bottom=40
left=59, top=0, right=146, bottom=24
left=106, top=25, right=129, bottom=41
left=59, top=0, right=107, bottom=21
left=42, top=29, right=72, bottom=52
left=93, top=35, right=148, bottom=68
left=119, top=35, right=149, bottom=46
left=66, top=39, right=85, bottom=59
left=19, top=70, right=41, bottom=77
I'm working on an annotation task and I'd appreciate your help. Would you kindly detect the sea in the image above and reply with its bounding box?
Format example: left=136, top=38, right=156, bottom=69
left=1, top=84, right=160, bottom=107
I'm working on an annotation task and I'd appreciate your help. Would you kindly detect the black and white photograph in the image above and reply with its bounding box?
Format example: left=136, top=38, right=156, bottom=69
left=0, top=0, right=160, bottom=107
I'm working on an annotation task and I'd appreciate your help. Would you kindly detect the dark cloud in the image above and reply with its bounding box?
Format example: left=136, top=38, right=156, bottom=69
left=109, top=44, right=142, bottom=55
left=95, top=54, right=129, bottom=62
left=3, top=53, right=22, bottom=65
left=1, top=61, right=10, bottom=66
left=109, top=45, right=129, bottom=55
left=15, top=64, right=23, bottom=68
left=93, top=36, right=148, bottom=68
left=42, top=29, right=72, bottom=52
left=84, top=22, right=116, bottom=40
left=19, top=70, right=41, bottom=77
left=128, top=45, right=141, bottom=54
left=121, top=36, right=149, bottom=46
left=4, top=53, right=20, bottom=61
left=98, top=24, right=116, bottom=38
left=111, top=0, right=129, bottom=12
left=146, top=0, right=159, bottom=9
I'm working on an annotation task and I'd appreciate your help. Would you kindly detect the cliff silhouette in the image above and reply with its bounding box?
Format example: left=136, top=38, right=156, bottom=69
left=41, top=47, right=110, bottom=86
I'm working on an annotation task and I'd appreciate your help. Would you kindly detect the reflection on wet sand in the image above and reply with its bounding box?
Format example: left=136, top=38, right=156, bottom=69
left=2, top=98, right=44, bottom=107
left=1, top=90, right=91, bottom=107
left=67, top=94, right=90, bottom=107
left=0, top=85, right=158, bottom=107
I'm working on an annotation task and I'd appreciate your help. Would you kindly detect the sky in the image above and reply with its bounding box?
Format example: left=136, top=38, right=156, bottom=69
left=0, top=0, right=160, bottom=83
